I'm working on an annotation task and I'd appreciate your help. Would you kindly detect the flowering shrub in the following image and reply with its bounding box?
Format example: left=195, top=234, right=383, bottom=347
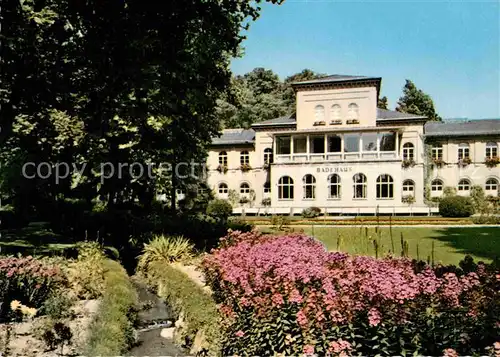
left=202, top=231, right=500, bottom=356
left=0, top=255, right=65, bottom=319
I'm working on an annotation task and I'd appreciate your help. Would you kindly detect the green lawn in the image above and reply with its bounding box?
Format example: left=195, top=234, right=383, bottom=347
left=269, top=226, right=500, bottom=266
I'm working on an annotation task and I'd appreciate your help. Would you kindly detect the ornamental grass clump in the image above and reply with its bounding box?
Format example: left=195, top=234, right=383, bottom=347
left=202, top=231, right=500, bottom=356
left=137, top=235, right=194, bottom=273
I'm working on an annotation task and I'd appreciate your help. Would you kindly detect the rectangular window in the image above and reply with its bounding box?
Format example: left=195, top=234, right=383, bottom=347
left=432, top=146, right=443, bottom=160
left=327, top=135, right=342, bottom=152
left=276, top=136, right=291, bottom=155
left=344, top=134, right=359, bottom=153
left=362, top=133, right=378, bottom=152
left=293, top=137, right=307, bottom=154
left=310, top=136, right=325, bottom=154
left=379, top=132, right=396, bottom=151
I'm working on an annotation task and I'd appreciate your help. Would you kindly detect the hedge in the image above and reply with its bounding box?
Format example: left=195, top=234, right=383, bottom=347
left=145, top=261, right=220, bottom=355
left=84, top=259, right=138, bottom=356
left=439, top=196, right=474, bottom=218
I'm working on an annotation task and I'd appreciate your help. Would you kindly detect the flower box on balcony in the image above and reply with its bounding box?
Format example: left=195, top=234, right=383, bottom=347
left=263, top=162, right=271, bottom=170
left=216, top=164, right=228, bottom=174
left=240, top=164, right=252, bottom=172
left=401, top=159, right=416, bottom=169
left=330, top=120, right=342, bottom=125
left=485, top=156, right=500, bottom=168
left=346, top=119, right=360, bottom=124
left=432, top=158, right=445, bottom=168
left=458, top=157, right=472, bottom=167
left=313, top=121, right=326, bottom=126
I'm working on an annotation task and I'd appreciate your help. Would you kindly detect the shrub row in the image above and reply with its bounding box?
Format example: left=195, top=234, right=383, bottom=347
left=84, top=259, right=138, bottom=356
left=471, top=215, right=500, bottom=224
left=144, top=261, right=220, bottom=355
left=202, top=230, right=500, bottom=356
left=439, top=196, right=474, bottom=217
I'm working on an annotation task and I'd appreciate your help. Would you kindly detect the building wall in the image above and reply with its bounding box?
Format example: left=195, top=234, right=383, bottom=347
left=296, top=86, right=378, bottom=130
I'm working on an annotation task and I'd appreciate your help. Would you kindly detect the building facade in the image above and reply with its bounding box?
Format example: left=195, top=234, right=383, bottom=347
left=207, top=75, right=500, bottom=215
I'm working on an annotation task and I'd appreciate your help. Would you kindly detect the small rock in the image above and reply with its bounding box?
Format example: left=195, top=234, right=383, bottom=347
left=82, top=299, right=100, bottom=314
left=14, top=322, right=32, bottom=336
left=160, top=327, right=175, bottom=339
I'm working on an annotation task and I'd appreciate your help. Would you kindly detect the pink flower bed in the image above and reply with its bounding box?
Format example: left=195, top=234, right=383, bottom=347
left=202, top=230, right=500, bottom=356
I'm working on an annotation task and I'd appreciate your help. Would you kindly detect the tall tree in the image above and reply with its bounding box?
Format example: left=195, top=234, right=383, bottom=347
left=0, top=0, right=283, bottom=217
left=377, top=96, right=389, bottom=110
left=396, top=80, right=442, bottom=121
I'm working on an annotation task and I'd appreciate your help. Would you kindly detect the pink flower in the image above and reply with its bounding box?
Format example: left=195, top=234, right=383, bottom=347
left=297, top=309, right=308, bottom=327
left=368, top=308, right=382, bottom=327
left=494, top=342, right=500, bottom=350
left=271, top=293, right=284, bottom=306
left=303, top=344, right=315, bottom=355
left=443, top=348, right=458, bottom=357
left=235, top=330, right=245, bottom=338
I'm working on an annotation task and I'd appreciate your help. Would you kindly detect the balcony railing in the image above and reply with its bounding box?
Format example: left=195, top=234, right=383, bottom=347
left=275, top=151, right=398, bottom=163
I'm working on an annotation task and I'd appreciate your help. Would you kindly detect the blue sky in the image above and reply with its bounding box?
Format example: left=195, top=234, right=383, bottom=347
left=230, top=0, right=500, bottom=119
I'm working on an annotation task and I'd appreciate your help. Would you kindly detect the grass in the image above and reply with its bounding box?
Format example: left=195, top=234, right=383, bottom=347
left=144, top=261, right=220, bottom=355
left=85, top=259, right=138, bottom=356
left=260, top=226, right=500, bottom=266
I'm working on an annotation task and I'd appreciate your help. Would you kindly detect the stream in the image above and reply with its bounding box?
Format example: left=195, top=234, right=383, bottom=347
left=126, top=278, right=186, bottom=356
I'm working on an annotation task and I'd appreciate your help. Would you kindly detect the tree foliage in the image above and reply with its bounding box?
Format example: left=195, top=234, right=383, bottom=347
left=0, top=0, right=282, bottom=219
left=396, top=80, right=442, bottom=121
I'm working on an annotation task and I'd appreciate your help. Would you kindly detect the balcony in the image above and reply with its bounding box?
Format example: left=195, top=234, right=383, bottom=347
left=275, top=151, right=398, bottom=163
left=274, top=131, right=400, bottom=163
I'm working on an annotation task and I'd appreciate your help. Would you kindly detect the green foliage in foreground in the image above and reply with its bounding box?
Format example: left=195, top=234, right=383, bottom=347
left=439, top=196, right=474, bottom=217
left=85, top=259, right=138, bottom=356
left=144, top=262, right=220, bottom=355
left=137, top=235, right=194, bottom=273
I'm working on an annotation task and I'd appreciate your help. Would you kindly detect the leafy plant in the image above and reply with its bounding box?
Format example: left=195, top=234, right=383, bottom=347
left=458, top=157, right=472, bottom=166
left=42, top=322, right=73, bottom=354
left=41, top=292, right=75, bottom=320
left=484, top=156, right=500, bottom=168
left=433, top=158, right=445, bottom=167
left=402, top=195, right=416, bottom=204
left=270, top=215, right=290, bottom=231
left=443, top=186, right=457, bottom=197
left=261, top=197, right=271, bottom=206
left=216, top=164, right=228, bottom=174
left=240, top=164, right=252, bottom=172
left=137, top=235, right=195, bottom=273
left=301, top=207, right=321, bottom=218
left=401, top=159, right=416, bottom=168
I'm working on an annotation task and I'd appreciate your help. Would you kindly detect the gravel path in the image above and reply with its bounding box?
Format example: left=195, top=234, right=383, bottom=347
left=126, top=279, right=186, bottom=357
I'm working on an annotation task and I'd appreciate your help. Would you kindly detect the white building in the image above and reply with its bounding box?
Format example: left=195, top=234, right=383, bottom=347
left=207, top=75, right=500, bottom=215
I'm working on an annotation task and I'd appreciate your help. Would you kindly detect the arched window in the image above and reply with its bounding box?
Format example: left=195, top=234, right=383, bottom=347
left=403, top=143, right=415, bottom=161
left=303, top=174, right=316, bottom=199
left=240, top=182, right=250, bottom=194
left=347, top=103, right=359, bottom=120
left=263, top=148, right=273, bottom=165
left=314, top=105, right=325, bottom=122
left=330, top=104, right=341, bottom=121
left=353, top=173, right=367, bottom=199
left=218, top=151, right=228, bottom=166
left=402, top=179, right=415, bottom=194
left=263, top=181, right=271, bottom=194
left=218, top=182, right=228, bottom=194
left=458, top=179, right=471, bottom=191
left=376, top=174, right=394, bottom=199
left=240, top=151, right=249, bottom=165
left=328, top=174, right=341, bottom=199
left=486, top=142, right=498, bottom=159
left=431, top=179, right=443, bottom=191
left=278, top=176, right=294, bottom=200
left=485, top=178, right=498, bottom=191
left=458, top=143, right=470, bottom=160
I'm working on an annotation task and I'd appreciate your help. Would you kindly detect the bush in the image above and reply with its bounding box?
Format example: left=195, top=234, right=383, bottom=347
left=206, top=199, right=233, bottom=220
left=137, top=235, right=194, bottom=274
left=270, top=215, right=290, bottom=231
left=144, top=261, right=220, bottom=355
left=226, top=218, right=254, bottom=233
left=202, top=231, right=500, bottom=356
left=471, top=215, right=500, bottom=224
left=85, top=259, right=138, bottom=356
left=301, top=207, right=321, bottom=218
left=66, top=241, right=106, bottom=299
left=439, top=196, right=474, bottom=217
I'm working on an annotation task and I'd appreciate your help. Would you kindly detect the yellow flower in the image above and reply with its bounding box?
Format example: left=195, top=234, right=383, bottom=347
left=20, top=305, right=37, bottom=318
left=10, top=300, right=21, bottom=311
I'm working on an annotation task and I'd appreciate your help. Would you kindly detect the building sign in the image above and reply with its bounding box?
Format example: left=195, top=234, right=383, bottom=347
left=316, top=166, right=353, bottom=173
